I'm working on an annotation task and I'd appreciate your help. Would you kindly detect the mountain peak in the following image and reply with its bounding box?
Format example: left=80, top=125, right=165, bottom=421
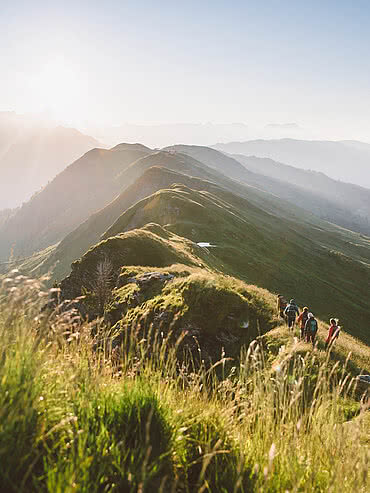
left=110, top=143, right=152, bottom=152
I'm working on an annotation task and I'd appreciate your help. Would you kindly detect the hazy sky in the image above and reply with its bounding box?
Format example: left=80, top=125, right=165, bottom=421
left=2, top=0, right=370, bottom=139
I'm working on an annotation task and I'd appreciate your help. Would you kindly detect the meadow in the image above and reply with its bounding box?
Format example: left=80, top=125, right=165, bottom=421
left=0, top=271, right=369, bottom=492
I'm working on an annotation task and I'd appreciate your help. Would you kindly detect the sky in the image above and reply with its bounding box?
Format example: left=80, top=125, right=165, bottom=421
left=2, top=0, right=370, bottom=140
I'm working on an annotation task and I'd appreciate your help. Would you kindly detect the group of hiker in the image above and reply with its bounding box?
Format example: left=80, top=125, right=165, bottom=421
left=277, top=295, right=340, bottom=349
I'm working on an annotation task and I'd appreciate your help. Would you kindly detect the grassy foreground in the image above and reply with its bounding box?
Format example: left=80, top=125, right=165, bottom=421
left=0, top=273, right=369, bottom=492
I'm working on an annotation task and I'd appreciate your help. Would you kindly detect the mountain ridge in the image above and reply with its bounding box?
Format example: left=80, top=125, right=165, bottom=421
left=214, top=138, right=370, bottom=189
left=58, top=180, right=370, bottom=343
left=172, top=144, right=370, bottom=235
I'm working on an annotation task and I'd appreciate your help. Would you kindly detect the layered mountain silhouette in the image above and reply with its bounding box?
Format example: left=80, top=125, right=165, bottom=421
left=0, top=112, right=101, bottom=208
left=169, top=145, right=370, bottom=235
left=0, top=144, right=151, bottom=259
left=214, top=139, right=370, bottom=189
left=1, top=141, right=369, bottom=344
left=0, top=146, right=280, bottom=261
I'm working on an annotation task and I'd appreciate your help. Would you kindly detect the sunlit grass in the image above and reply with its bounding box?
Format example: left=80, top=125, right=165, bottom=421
left=0, top=272, right=369, bottom=492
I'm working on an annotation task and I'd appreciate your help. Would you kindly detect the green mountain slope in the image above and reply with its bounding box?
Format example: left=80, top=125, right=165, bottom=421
left=35, top=147, right=369, bottom=280
left=60, top=181, right=370, bottom=343
left=36, top=151, right=239, bottom=279
left=37, top=149, right=313, bottom=279
left=41, top=167, right=231, bottom=279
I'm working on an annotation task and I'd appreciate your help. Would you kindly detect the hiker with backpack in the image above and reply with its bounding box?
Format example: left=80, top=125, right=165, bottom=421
left=277, top=294, right=287, bottom=319
left=297, top=306, right=309, bottom=340
left=284, top=299, right=300, bottom=330
left=305, top=312, right=318, bottom=347
left=325, top=318, right=340, bottom=350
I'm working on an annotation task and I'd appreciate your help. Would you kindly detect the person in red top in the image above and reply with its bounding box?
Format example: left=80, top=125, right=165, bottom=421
left=325, top=318, right=339, bottom=350
left=297, top=307, right=309, bottom=340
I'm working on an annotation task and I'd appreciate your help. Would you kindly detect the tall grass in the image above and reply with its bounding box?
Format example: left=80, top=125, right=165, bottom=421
left=0, top=272, right=369, bottom=492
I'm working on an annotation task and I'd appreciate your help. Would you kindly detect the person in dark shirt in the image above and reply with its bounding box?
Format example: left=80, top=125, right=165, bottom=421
left=284, top=299, right=300, bottom=330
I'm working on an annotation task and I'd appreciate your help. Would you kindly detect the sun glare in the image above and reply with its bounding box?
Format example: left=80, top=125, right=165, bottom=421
left=28, top=61, right=84, bottom=119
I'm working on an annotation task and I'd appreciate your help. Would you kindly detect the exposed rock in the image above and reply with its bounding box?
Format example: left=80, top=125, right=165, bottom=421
left=118, top=271, right=174, bottom=289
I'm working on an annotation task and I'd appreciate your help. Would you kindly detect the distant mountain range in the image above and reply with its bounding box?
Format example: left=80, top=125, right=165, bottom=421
left=214, top=139, right=370, bottom=189
left=165, top=145, right=370, bottom=236
left=87, top=121, right=322, bottom=148
left=0, top=112, right=100, bottom=208
left=1, top=142, right=369, bottom=262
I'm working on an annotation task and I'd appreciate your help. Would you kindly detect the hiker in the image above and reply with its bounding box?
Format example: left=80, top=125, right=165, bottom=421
left=284, top=299, right=300, bottom=330
left=297, top=306, right=309, bottom=340
left=305, top=312, right=318, bottom=347
left=325, top=318, right=340, bottom=350
left=277, top=294, right=287, bottom=319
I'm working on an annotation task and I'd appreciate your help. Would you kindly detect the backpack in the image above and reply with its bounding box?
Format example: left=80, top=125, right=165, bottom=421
left=309, top=319, right=318, bottom=333
left=286, top=304, right=297, bottom=315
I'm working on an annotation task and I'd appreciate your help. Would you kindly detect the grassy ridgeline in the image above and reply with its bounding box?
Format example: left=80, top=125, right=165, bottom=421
left=0, top=276, right=369, bottom=492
